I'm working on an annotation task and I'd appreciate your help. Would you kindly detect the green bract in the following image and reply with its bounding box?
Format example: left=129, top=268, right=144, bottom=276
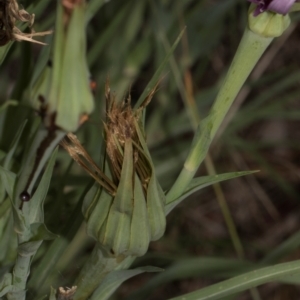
left=30, top=2, right=94, bottom=132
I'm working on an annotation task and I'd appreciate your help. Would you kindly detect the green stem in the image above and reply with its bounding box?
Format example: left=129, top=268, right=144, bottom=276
left=7, top=237, right=43, bottom=300
left=10, top=251, right=32, bottom=296
left=27, top=182, right=92, bottom=298
left=166, top=28, right=273, bottom=203
left=7, top=126, right=65, bottom=300
left=74, top=246, right=125, bottom=300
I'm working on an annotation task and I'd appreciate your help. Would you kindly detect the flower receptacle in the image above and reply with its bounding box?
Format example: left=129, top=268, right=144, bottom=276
left=248, top=4, right=291, bottom=37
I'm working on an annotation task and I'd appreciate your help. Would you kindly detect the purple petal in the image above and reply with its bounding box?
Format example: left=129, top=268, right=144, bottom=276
left=252, top=6, right=264, bottom=16
left=268, top=0, right=297, bottom=14
left=247, top=0, right=272, bottom=15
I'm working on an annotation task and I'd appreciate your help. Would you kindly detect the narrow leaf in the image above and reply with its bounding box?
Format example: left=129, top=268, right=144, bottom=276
left=166, top=171, right=258, bottom=215
left=91, top=266, right=162, bottom=300
left=49, top=287, right=56, bottom=300
left=126, top=257, right=256, bottom=300
left=168, top=260, right=300, bottom=300
left=0, top=273, right=13, bottom=297
left=3, top=120, right=27, bottom=169
left=86, top=0, right=105, bottom=23
left=0, top=166, right=28, bottom=233
left=28, top=147, right=58, bottom=224
left=0, top=100, right=18, bottom=113
left=134, top=27, right=186, bottom=109
left=0, top=166, right=16, bottom=200
left=29, top=223, right=57, bottom=241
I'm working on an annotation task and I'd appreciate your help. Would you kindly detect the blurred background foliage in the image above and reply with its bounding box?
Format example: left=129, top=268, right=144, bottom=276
left=0, top=0, right=300, bottom=299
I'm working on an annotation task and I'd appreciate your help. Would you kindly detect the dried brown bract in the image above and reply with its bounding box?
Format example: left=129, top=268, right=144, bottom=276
left=0, top=0, right=14, bottom=45
left=61, top=80, right=157, bottom=194
left=105, top=90, right=138, bottom=179
left=0, top=0, right=52, bottom=46
left=61, top=132, right=117, bottom=196
left=104, top=81, right=157, bottom=190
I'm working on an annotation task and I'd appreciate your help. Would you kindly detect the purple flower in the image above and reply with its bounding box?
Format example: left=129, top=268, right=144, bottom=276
left=248, top=0, right=300, bottom=16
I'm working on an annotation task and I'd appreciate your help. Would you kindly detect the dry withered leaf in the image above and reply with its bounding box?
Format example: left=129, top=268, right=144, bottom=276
left=0, top=0, right=51, bottom=46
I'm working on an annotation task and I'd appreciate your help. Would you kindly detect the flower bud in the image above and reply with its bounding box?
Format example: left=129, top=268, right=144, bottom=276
left=62, top=84, right=166, bottom=257
left=30, top=1, right=94, bottom=132
left=84, top=88, right=166, bottom=257
left=248, top=0, right=300, bottom=16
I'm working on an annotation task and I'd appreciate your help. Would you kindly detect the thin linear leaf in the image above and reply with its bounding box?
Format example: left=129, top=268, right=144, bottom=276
left=91, top=266, right=162, bottom=300
left=166, top=171, right=258, bottom=215
left=87, top=2, right=132, bottom=66
left=0, top=166, right=16, bottom=200
left=168, top=260, right=300, bottom=300
left=126, top=258, right=256, bottom=300
left=134, top=27, right=186, bottom=109
left=30, top=34, right=53, bottom=89
left=0, top=100, right=18, bottom=113
left=0, top=43, right=12, bottom=66
left=49, top=287, right=56, bottom=300
left=28, top=147, right=58, bottom=224
left=261, top=230, right=300, bottom=264
left=86, top=0, right=106, bottom=23
left=0, top=273, right=13, bottom=297
left=0, top=166, right=29, bottom=233
left=3, top=120, right=27, bottom=169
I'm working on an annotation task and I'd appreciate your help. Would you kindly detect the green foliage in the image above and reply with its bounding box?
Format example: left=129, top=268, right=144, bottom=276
left=168, top=260, right=300, bottom=300
left=91, top=266, right=162, bottom=300
left=0, top=0, right=299, bottom=299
